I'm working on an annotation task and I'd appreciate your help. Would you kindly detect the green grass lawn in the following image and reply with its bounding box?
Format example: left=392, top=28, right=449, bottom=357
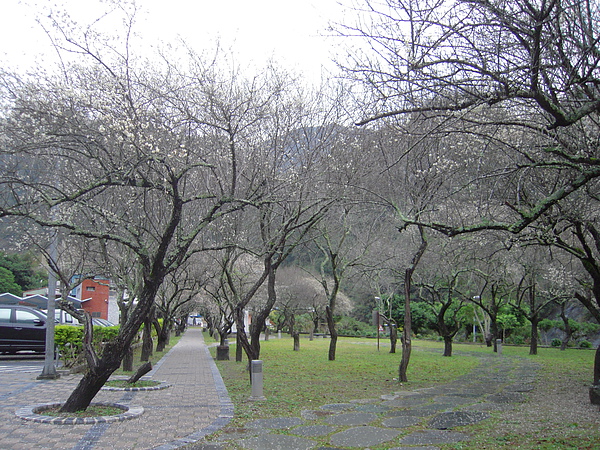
left=211, top=334, right=600, bottom=449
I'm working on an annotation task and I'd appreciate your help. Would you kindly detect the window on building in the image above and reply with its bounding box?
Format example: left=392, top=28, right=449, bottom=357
left=86, top=286, right=96, bottom=291
left=91, top=312, right=101, bottom=318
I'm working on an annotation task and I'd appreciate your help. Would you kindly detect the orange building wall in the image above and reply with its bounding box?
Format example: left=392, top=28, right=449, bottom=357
left=80, top=279, right=110, bottom=320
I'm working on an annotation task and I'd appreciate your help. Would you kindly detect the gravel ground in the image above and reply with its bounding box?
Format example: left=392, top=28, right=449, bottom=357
left=486, top=370, right=600, bottom=447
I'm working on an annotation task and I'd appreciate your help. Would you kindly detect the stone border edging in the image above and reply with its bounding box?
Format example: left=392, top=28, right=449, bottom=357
left=15, top=402, right=144, bottom=425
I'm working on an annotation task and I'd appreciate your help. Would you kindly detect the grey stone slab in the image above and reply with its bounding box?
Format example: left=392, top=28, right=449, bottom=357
left=329, top=426, right=401, bottom=447
left=246, top=417, right=304, bottom=430
left=349, top=398, right=380, bottom=404
left=354, top=403, right=391, bottom=413
left=386, top=407, right=442, bottom=418
left=320, top=403, right=356, bottom=411
left=290, top=425, right=338, bottom=437
left=428, top=411, right=490, bottom=429
left=432, top=396, right=472, bottom=407
left=381, top=416, right=423, bottom=428
left=382, top=397, right=430, bottom=408
left=399, top=430, right=471, bottom=445
left=238, top=434, right=315, bottom=450
left=324, top=412, right=378, bottom=426
left=301, top=409, right=336, bottom=420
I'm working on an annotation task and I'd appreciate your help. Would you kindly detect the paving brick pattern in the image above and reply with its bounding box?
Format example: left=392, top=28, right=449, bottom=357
left=0, top=327, right=231, bottom=449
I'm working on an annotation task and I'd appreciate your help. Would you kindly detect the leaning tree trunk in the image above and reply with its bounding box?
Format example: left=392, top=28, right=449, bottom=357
left=60, top=281, right=162, bottom=412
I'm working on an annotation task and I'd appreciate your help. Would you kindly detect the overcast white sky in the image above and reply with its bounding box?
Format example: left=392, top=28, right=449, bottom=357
left=1, top=0, right=352, bottom=83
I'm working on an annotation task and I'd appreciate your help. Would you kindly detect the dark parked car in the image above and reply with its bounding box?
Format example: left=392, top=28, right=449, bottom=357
left=0, top=305, right=47, bottom=354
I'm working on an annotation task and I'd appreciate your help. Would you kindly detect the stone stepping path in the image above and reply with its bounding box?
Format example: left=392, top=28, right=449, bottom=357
left=198, top=352, right=539, bottom=449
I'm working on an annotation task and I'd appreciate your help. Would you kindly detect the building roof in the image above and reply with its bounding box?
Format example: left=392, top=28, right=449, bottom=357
left=0, top=292, right=88, bottom=309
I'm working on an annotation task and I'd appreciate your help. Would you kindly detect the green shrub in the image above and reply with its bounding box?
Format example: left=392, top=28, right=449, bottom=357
left=579, top=340, right=592, bottom=348
left=335, top=316, right=376, bottom=337
left=55, top=325, right=120, bottom=368
left=551, top=338, right=562, bottom=347
left=55, top=325, right=84, bottom=368
left=511, top=335, right=525, bottom=345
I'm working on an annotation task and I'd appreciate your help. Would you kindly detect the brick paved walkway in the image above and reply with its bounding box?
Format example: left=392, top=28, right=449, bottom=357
left=0, top=327, right=232, bottom=449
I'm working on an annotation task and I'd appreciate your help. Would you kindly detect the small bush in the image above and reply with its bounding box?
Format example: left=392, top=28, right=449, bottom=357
left=551, top=338, right=562, bottom=347
left=335, top=316, right=375, bottom=337
left=511, top=336, right=525, bottom=345
left=579, top=340, right=592, bottom=348
left=55, top=325, right=120, bottom=368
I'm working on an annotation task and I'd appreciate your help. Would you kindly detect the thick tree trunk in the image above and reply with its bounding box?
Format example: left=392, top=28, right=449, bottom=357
left=236, top=333, right=243, bottom=362
left=529, top=316, right=539, bottom=355
left=154, top=318, right=170, bottom=352
left=60, top=280, right=162, bottom=412
left=443, top=335, right=453, bottom=357
left=122, top=345, right=134, bottom=372
left=491, top=319, right=499, bottom=352
left=141, top=318, right=153, bottom=362
left=59, top=340, right=124, bottom=412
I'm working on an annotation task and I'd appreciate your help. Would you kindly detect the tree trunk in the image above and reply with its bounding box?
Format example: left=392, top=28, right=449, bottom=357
left=443, top=335, right=453, bottom=357
left=529, top=315, right=539, bottom=355
left=60, top=280, right=163, bottom=412
left=127, top=362, right=152, bottom=384
left=154, top=318, right=170, bottom=352
left=389, top=323, right=397, bottom=354
left=399, top=269, right=412, bottom=382
left=141, top=318, right=153, bottom=362
left=236, top=332, right=243, bottom=362
left=326, top=305, right=338, bottom=361
left=399, top=225, right=427, bottom=382
left=289, top=314, right=300, bottom=351
left=122, top=345, right=134, bottom=372
left=491, top=319, right=499, bottom=352
left=59, top=340, right=124, bottom=412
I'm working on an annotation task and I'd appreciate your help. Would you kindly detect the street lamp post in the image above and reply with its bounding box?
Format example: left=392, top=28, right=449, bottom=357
left=375, top=296, right=381, bottom=351
left=38, top=232, right=59, bottom=380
